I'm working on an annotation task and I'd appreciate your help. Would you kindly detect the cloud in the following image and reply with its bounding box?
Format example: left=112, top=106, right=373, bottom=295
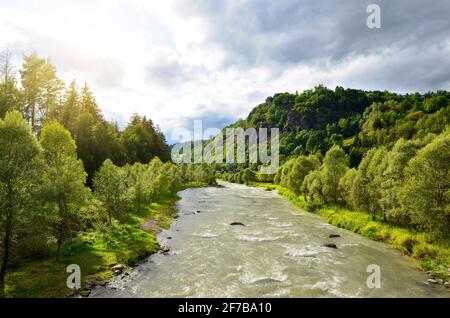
left=1, top=0, right=450, bottom=142
left=144, top=48, right=203, bottom=89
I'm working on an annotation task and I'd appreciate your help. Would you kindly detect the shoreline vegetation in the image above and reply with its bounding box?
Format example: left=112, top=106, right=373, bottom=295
left=249, top=181, right=450, bottom=284
left=5, top=182, right=209, bottom=298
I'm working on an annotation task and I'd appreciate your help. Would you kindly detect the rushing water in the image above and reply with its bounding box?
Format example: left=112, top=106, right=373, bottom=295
left=92, top=182, right=448, bottom=298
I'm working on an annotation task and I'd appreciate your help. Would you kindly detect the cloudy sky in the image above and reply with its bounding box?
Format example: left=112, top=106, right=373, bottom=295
left=1, top=0, right=449, bottom=142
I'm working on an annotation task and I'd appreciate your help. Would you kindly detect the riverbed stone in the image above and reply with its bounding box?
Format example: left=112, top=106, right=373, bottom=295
left=427, top=279, right=438, bottom=284
left=323, top=243, right=338, bottom=249
left=160, top=245, right=170, bottom=254
left=111, top=264, right=125, bottom=271
left=329, top=234, right=341, bottom=238
left=230, top=222, right=246, bottom=226
left=80, top=290, right=91, bottom=297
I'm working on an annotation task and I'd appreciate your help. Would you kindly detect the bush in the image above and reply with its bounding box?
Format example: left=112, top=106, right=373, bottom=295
left=390, top=229, right=417, bottom=254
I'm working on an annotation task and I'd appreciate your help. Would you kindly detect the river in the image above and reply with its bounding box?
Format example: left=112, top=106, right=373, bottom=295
left=92, top=182, right=448, bottom=298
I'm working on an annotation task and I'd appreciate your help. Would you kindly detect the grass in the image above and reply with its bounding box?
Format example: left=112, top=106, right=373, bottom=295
left=251, top=182, right=450, bottom=281
left=5, top=182, right=210, bottom=298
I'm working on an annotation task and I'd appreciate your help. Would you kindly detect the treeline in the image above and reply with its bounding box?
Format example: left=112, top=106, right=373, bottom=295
left=0, top=111, right=216, bottom=297
left=0, top=51, right=170, bottom=182
left=231, top=85, right=450, bottom=164
left=274, top=129, right=449, bottom=239
left=219, top=86, right=450, bottom=239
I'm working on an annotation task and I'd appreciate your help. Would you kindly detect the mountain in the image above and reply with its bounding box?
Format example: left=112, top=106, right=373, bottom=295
left=229, top=85, right=450, bottom=166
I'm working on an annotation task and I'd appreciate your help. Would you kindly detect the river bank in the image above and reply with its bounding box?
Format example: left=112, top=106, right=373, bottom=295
left=92, top=181, right=449, bottom=297
left=4, top=182, right=209, bottom=298
left=250, top=182, right=450, bottom=288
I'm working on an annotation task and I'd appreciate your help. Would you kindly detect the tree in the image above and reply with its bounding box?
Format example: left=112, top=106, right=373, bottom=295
left=302, top=170, right=323, bottom=201
left=242, top=168, right=256, bottom=185
left=94, top=160, right=129, bottom=224
left=57, top=80, right=79, bottom=134
left=380, top=139, right=423, bottom=226
left=357, top=147, right=388, bottom=220
left=40, top=121, right=88, bottom=261
left=127, top=163, right=150, bottom=212
left=339, top=168, right=367, bottom=210
left=121, top=114, right=170, bottom=164
left=398, top=129, right=450, bottom=237
left=321, top=145, right=348, bottom=203
left=0, top=50, right=22, bottom=118
left=20, top=53, right=61, bottom=131
left=0, top=111, right=43, bottom=297
left=287, top=155, right=320, bottom=195
left=164, top=163, right=182, bottom=194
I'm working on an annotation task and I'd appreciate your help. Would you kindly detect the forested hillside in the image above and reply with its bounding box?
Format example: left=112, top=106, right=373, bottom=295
left=228, top=85, right=450, bottom=164
left=0, top=51, right=216, bottom=297
left=220, top=86, right=450, bottom=280
left=0, top=51, right=171, bottom=183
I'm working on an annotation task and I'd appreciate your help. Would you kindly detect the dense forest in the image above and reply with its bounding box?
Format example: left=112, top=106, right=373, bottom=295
left=0, top=51, right=216, bottom=297
left=0, top=51, right=171, bottom=183
left=220, top=86, right=450, bottom=238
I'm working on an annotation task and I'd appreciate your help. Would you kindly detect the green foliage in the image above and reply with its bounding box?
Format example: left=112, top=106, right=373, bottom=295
left=287, top=155, right=320, bottom=195
left=93, top=160, right=130, bottom=224
left=0, top=111, right=43, bottom=296
left=398, top=129, right=450, bottom=237
left=121, top=114, right=170, bottom=165
left=321, top=145, right=348, bottom=203
left=39, top=121, right=89, bottom=261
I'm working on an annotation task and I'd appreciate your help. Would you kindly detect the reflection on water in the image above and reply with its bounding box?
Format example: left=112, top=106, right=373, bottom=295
left=93, top=182, right=448, bottom=298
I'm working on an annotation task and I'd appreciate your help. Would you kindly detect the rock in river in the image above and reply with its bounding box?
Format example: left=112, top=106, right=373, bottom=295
left=323, top=243, right=338, bottom=249
left=111, top=264, right=125, bottom=272
left=329, top=234, right=341, bottom=238
left=230, top=222, right=246, bottom=226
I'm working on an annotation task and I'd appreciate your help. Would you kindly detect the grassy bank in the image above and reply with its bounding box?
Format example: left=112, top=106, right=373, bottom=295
left=5, top=182, right=209, bottom=298
left=250, top=182, right=450, bottom=281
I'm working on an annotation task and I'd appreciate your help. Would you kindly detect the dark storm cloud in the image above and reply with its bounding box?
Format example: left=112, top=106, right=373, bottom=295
left=174, top=0, right=450, bottom=91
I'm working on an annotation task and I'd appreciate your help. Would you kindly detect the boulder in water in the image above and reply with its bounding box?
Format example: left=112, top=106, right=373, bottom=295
left=80, top=290, right=91, bottom=298
left=329, top=234, right=341, bottom=238
left=230, top=222, right=246, bottom=226
left=160, top=245, right=170, bottom=254
left=323, top=243, right=338, bottom=249
left=111, top=264, right=125, bottom=272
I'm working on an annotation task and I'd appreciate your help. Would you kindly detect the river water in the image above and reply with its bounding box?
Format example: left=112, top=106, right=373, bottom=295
left=92, top=182, right=448, bottom=298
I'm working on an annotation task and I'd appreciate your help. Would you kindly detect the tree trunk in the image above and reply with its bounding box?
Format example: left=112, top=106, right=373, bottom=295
left=31, top=98, right=36, bottom=132
left=0, top=186, right=14, bottom=298
left=0, top=225, right=11, bottom=298
left=56, top=201, right=65, bottom=262
left=0, top=207, right=13, bottom=297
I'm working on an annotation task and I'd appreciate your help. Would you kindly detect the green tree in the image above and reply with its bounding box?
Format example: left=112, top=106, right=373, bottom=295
left=339, top=168, right=367, bottom=210
left=380, top=139, right=423, bottom=226
left=321, top=145, right=348, bottom=203
left=40, top=121, right=88, bottom=261
left=302, top=170, right=323, bottom=201
left=121, top=114, right=170, bottom=164
left=94, top=159, right=129, bottom=224
left=398, top=130, right=450, bottom=237
left=0, top=50, right=22, bottom=118
left=20, top=53, right=61, bottom=131
left=242, top=168, right=256, bottom=185
left=0, top=111, right=43, bottom=297
left=287, top=155, right=320, bottom=195
left=128, top=163, right=150, bottom=212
